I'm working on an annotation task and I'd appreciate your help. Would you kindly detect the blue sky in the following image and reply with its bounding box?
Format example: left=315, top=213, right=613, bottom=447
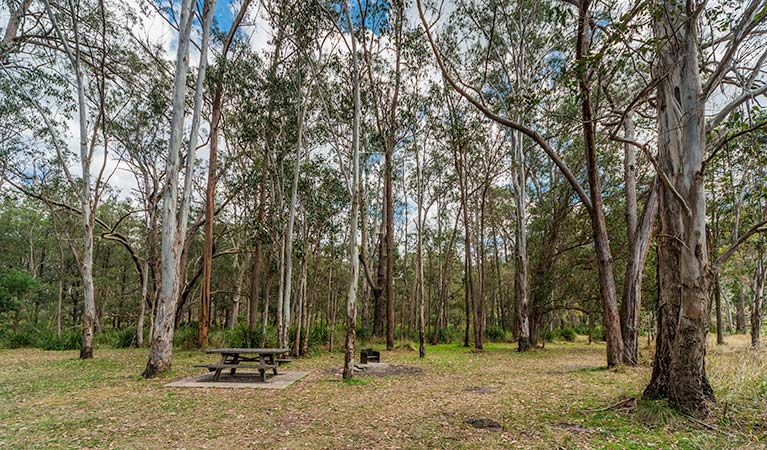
left=212, top=0, right=234, bottom=33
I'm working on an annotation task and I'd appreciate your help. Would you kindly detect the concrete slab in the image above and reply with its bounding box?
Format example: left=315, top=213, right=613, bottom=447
left=166, top=371, right=308, bottom=389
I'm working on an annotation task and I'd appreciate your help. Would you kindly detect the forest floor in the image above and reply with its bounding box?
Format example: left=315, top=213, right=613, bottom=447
left=1, top=334, right=765, bottom=449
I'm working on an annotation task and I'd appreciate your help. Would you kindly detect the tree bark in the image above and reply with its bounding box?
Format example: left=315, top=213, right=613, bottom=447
left=620, top=113, right=659, bottom=364
left=576, top=0, right=623, bottom=367
left=736, top=289, right=746, bottom=333
left=644, top=0, right=714, bottom=415
left=281, top=76, right=306, bottom=349
left=198, top=86, right=223, bottom=347
left=751, top=231, right=765, bottom=349
left=714, top=274, right=724, bottom=345
left=228, top=253, right=246, bottom=329
left=144, top=0, right=214, bottom=378
left=343, top=0, right=361, bottom=378
left=512, top=131, right=530, bottom=352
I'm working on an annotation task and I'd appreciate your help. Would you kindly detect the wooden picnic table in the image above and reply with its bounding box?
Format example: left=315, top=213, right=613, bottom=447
left=195, top=348, right=291, bottom=382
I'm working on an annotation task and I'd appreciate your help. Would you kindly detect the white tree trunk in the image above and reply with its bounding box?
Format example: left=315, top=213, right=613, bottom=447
left=512, top=130, right=530, bottom=351
left=343, top=0, right=361, bottom=378
left=42, top=0, right=96, bottom=359
left=645, top=0, right=713, bottom=414
left=281, top=80, right=306, bottom=349
left=144, top=0, right=215, bottom=377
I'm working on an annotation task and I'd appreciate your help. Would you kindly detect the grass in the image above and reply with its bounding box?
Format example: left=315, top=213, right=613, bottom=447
left=0, top=334, right=764, bottom=449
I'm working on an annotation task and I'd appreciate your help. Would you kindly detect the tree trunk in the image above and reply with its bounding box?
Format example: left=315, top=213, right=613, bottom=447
left=621, top=113, right=659, bottom=364
left=249, top=164, right=268, bottom=332
left=228, top=253, right=246, bottom=329
left=576, top=0, right=623, bottom=368
left=512, top=131, right=530, bottom=352
left=415, top=133, right=426, bottom=358
left=714, top=274, right=724, bottom=345
left=751, top=233, right=765, bottom=349
left=736, top=289, right=747, bottom=333
left=144, top=0, right=214, bottom=378
left=198, top=86, right=224, bottom=347
left=43, top=0, right=97, bottom=359
left=261, top=247, right=272, bottom=347
left=281, top=77, right=306, bottom=349
left=343, top=1, right=361, bottom=378
left=137, top=258, right=149, bottom=346
left=385, top=137, right=395, bottom=350
left=644, top=0, right=714, bottom=415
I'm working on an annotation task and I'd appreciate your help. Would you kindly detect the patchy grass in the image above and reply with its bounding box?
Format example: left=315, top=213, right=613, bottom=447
left=0, top=334, right=764, bottom=449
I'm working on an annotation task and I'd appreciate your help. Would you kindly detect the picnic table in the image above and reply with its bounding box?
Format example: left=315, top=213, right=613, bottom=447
left=195, top=348, right=291, bottom=382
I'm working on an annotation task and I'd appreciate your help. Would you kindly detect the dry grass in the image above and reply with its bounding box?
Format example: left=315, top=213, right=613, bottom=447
left=0, top=334, right=764, bottom=449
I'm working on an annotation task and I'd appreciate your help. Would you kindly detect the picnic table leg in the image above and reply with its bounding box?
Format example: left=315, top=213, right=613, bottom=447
left=269, top=354, right=278, bottom=376
left=258, top=368, right=266, bottom=382
left=213, top=368, right=223, bottom=381
left=230, top=354, right=240, bottom=376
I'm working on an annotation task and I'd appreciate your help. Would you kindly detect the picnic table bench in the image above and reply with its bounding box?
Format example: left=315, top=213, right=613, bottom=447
left=195, top=348, right=292, bottom=382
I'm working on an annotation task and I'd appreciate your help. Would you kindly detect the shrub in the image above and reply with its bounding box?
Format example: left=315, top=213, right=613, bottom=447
left=485, top=325, right=507, bottom=342
left=355, top=325, right=371, bottom=342
left=559, top=327, right=577, bottom=342
left=590, top=326, right=606, bottom=342
left=208, top=324, right=278, bottom=349
left=37, top=330, right=81, bottom=351
left=173, top=323, right=199, bottom=350
left=113, top=328, right=138, bottom=348
left=435, top=327, right=451, bottom=344
left=544, top=329, right=560, bottom=342
left=0, top=329, right=35, bottom=348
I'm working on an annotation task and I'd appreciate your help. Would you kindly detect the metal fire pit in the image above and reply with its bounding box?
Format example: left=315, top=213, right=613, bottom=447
left=360, top=348, right=380, bottom=364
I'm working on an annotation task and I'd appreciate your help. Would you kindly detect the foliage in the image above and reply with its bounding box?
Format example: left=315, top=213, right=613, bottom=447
left=0, top=269, right=39, bottom=314
left=37, top=329, right=82, bottom=351
left=485, top=325, right=508, bottom=342
left=113, top=328, right=139, bottom=349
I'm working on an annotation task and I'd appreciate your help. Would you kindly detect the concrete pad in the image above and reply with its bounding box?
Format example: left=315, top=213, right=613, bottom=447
left=166, top=371, right=308, bottom=389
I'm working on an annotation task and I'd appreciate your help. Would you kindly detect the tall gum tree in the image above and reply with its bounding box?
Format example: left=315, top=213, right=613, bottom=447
left=644, top=0, right=767, bottom=415
left=144, top=0, right=215, bottom=378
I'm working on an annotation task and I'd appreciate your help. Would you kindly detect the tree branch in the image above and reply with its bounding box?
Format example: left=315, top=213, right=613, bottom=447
left=415, top=0, right=593, bottom=214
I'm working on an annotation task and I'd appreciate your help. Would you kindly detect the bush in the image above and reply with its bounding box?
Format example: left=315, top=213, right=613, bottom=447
left=485, top=325, right=507, bottom=342
left=571, top=324, right=605, bottom=342
left=355, top=325, right=371, bottom=342
left=559, top=327, right=577, bottom=342
left=173, top=323, right=199, bottom=350
left=590, top=326, right=606, bottom=342
left=0, top=329, right=34, bottom=348
left=208, top=324, right=278, bottom=349
left=37, top=330, right=81, bottom=351
left=435, top=327, right=451, bottom=344
left=544, top=329, right=560, bottom=342
left=113, top=328, right=138, bottom=348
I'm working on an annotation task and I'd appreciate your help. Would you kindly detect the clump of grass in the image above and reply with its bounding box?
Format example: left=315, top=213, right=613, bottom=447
left=632, top=397, right=686, bottom=428
left=707, top=340, right=767, bottom=439
left=37, top=330, right=82, bottom=351
left=342, top=377, right=368, bottom=386
left=395, top=340, right=417, bottom=351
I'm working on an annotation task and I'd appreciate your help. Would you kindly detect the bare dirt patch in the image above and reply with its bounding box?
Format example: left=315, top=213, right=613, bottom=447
left=326, top=362, right=423, bottom=377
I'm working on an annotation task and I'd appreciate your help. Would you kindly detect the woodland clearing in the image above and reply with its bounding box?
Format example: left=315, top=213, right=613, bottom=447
left=1, top=335, right=765, bottom=449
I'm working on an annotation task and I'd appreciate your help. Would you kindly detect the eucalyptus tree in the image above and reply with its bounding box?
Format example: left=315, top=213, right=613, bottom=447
left=339, top=0, right=362, bottom=379
left=642, top=0, right=767, bottom=414
left=354, top=0, right=406, bottom=350
left=197, top=0, right=255, bottom=347
left=0, top=0, right=141, bottom=358
left=144, top=0, right=216, bottom=378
